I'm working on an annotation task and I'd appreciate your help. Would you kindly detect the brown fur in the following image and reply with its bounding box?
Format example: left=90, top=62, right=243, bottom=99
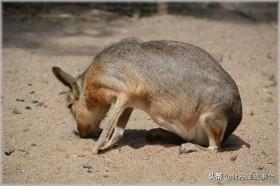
left=184, top=116, right=199, bottom=131
left=85, top=84, right=119, bottom=109
left=209, top=123, right=224, bottom=144
left=71, top=103, right=94, bottom=137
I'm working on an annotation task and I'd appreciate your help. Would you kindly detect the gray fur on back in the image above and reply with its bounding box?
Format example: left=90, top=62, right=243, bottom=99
left=92, top=37, right=242, bottom=141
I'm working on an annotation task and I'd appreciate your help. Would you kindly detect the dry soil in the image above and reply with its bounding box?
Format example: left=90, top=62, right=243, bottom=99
left=2, top=9, right=278, bottom=184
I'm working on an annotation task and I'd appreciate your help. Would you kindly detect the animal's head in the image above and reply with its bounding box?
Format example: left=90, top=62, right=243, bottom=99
left=52, top=66, right=109, bottom=138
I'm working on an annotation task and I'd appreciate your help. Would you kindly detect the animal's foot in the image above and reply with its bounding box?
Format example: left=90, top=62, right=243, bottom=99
left=179, top=143, right=202, bottom=154
left=208, top=145, right=219, bottom=152
left=179, top=143, right=220, bottom=154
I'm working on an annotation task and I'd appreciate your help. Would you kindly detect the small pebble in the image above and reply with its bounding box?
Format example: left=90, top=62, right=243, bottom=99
left=250, top=111, right=254, bottom=116
left=28, top=83, right=32, bottom=86
left=87, top=169, right=93, bottom=173
left=83, top=165, right=92, bottom=169
left=257, top=166, right=264, bottom=170
left=29, top=91, right=35, bottom=94
left=31, top=143, right=36, bottom=146
left=25, top=106, right=31, bottom=110
left=5, top=148, right=15, bottom=156
left=230, top=155, right=237, bottom=161
left=12, top=107, right=22, bottom=114
left=31, top=100, right=39, bottom=104
left=16, top=98, right=25, bottom=102
left=37, top=102, right=44, bottom=107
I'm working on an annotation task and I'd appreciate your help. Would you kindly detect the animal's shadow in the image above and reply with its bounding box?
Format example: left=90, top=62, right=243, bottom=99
left=221, top=134, right=251, bottom=151
left=74, top=128, right=250, bottom=154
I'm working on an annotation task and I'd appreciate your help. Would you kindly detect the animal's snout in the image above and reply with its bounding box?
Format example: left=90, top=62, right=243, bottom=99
left=77, top=125, right=92, bottom=138
left=77, top=124, right=103, bottom=138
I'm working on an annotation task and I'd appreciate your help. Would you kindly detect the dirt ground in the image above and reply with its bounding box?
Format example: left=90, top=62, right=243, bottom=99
left=2, top=7, right=278, bottom=185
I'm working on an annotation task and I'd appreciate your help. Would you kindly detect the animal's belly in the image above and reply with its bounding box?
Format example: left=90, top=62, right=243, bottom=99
left=150, top=114, right=208, bottom=146
left=129, top=99, right=209, bottom=146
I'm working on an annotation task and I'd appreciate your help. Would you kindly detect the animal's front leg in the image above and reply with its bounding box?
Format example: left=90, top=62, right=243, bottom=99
left=99, top=107, right=133, bottom=150
left=92, top=94, right=128, bottom=154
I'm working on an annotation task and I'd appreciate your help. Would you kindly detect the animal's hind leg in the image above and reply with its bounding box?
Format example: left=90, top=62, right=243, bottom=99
left=99, top=108, right=133, bottom=150
left=202, top=112, right=227, bottom=151
left=179, top=112, right=227, bottom=154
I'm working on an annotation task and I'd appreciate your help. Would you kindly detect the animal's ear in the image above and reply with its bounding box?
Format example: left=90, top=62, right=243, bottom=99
left=52, top=66, right=80, bottom=99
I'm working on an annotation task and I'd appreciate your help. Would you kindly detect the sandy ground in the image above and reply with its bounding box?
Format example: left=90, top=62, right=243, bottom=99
left=2, top=9, right=278, bottom=184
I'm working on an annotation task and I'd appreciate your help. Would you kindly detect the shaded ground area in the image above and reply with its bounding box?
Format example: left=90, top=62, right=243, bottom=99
left=2, top=3, right=278, bottom=184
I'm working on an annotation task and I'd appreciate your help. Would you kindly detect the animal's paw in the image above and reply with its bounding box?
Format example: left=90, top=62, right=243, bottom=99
left=179, top=143, right=200, bottom=154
